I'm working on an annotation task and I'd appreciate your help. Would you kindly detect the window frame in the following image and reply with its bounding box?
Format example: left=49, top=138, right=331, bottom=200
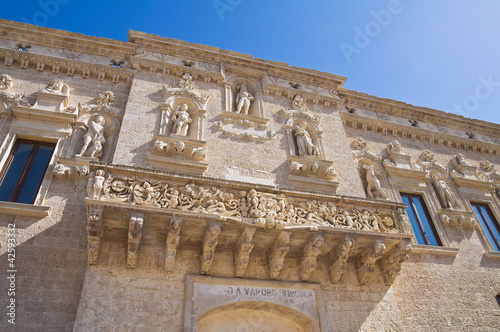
left=0, top=139, right=56, bottom=204
left=400, top=192, right=443, bottom=246
left=470, top=201, right=500, bottom=252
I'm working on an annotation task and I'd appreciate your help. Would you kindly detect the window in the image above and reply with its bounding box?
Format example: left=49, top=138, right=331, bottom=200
left=471, top=202, right=500, bottom=252
left=0, top=140, right=55, bottom=204
left=401, top=193, right=442, bottom=246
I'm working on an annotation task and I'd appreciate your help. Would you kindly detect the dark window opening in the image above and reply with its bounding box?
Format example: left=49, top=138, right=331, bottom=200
left=401, top=193, right=442, bottom=246
left=0, top=140, right=55, bottom=204
left=471, top=202, right=500, bottom=252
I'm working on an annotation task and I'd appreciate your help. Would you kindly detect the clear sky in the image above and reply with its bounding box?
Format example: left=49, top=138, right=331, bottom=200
left=1, top=0, right=499, bottom=125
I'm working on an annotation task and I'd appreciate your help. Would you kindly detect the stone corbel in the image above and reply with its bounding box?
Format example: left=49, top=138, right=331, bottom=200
left=267, top=231, right=291, bottom=279
left=299, top=234, right=324, bottom=281
left=201, top=222, right=221, bottom=275
left=327, top=237, right=354, bottom=283
left=378, top=241, right=411, bottom=286
left=356, top=240, right=386, bottom=285
left=234, top=227, right=256, bottom=277
left=439, top=209, right=477, bottom=228
left=165, top=218, right=182, bottom=272
left=86, top=207, right=104, bottom=265
left=127, top=213, right=144, bottom=268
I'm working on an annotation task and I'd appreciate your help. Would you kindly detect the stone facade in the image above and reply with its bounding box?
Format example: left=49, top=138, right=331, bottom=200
left=0, top=19, right=499, bottom=331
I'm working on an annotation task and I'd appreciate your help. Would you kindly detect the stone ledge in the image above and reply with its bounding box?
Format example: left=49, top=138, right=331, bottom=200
left=0, top=201, right=50, bottom=218
left=484, top=251, right=500, bottom=260
left=410, top=245, right=459, bottom=256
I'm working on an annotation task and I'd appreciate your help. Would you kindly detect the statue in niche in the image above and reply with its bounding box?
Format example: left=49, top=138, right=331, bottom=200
left=41, top=79, right=69, bottom=95
left=294, top=121, right=319, bottom=157
left=432, top=173, right=458, bottom=209
left=235, top=83, right=254, bottom=115
left=77, top=116, right=106, bottom=158
left=363, top=164, right=389, bottom=200
left=171, top=104, right=192, bottom=136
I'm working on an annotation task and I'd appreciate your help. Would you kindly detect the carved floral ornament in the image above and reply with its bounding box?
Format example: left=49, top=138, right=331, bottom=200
left=86, top=170, right=400, bottom=234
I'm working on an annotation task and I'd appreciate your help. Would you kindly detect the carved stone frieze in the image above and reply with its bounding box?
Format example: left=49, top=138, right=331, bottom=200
left=86, top=207, right=104, bottom=265
left=439, top=210, right=477, bottom=228
left=127, top=213, right=144, bottom=268
left=201, top=222, right=221, bottom=275
left=54, top=163, right=89, bottom=179
left=215, top=115, right=275, bottom=141
left=78, top=91, right=122, bottom=117
left=378, top=241, right=411, bottom=286
left=327, top=237, right=354, bottom=283
left=290, top=158, right=336, bottom=181
left=163, top=73, right=209, bottom=103
left=153, top=137, right=206, bottom=162
left=234, top=227, right=256, bottom=277
left=165, top=218, right=182, bottom=272
left=267, top=231, right=291, bottom=279
left=85, top=171, right=401, bottom=234
left=356, top=240, right=386, bottom=285
left=299, top=234, right=323, bottom=281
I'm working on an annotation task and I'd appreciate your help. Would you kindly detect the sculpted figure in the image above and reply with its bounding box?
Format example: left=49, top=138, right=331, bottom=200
left=363, top=164, right=389, bottom=200
left=454, top=153, right=471, bottom=167
left=387, top=140, right=404, bottom=155
left=87, top=169, right=105, bottom=200
left=0, top=74, right=13, bottom=90
left=294, top=121, right=319, bottom=157
left=171, top=104, right=192, bottom=136
left=235, top=83, right=254, bottom=115
left=42, top=79, right=68, bottom=95
left=77, top=116, right=106, bottom=158
left=432, top=173, right=458, bottom=209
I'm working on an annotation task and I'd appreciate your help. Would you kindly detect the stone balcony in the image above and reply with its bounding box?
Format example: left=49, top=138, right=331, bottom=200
left=85, top=163, right=413, bottom=286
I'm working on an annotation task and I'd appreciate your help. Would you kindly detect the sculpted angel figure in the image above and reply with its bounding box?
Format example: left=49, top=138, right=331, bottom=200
left=363, top=164, right=389, bottom=200
left=77, top=115, right=106, bottom=158
left=171, top=104, right=192, bottom=136
left=235, top=83, right=254, bottom=115
left=294, top=121, right=319, bottom=157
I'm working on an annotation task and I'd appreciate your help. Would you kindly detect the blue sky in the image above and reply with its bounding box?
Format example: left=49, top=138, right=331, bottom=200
left=2, top=0, right=499, bottom=125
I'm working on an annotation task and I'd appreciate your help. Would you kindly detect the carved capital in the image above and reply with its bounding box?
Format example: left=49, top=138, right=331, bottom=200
left=378, top=241, right=411, bottom=285
left=234, top=227, right=256, bottom=277
left=127, top=213, right=144, bottom=268
left=356, top=240, right=386, bottom=285
left=165, top=218, right=182, bottom=272
left=201, top=222, right=221, bottom=275
left=87, top=207, right=104, bottom=265
left=327, top=237, right=354, bottom=283
left=299, top=234, right=324, bottom=281
left=267, top=231, right=291, bottom=279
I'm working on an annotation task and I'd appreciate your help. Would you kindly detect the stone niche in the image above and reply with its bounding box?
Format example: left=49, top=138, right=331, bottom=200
left=184, top=275, right=328, bottom=332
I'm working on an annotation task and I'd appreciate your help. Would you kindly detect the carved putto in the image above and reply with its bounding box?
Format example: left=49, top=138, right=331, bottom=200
left=87, top=172, right=400, bottom=234
left=154, top=140, right=206, bottom=161
left=351, top=137, right=382, bottom=161
left=235, top=83, right=254, bottom=115
left=76, top=115, right=106, bottom=158
left=79, top=91, right=121, bottom=116
left=280, top=95, right=319, bottom=123
left=163, top=73, right=209, bottom=103
left=290, top=161, right=335, bottom=180
left=478, top=160, right=499, bottom=182
left=415, top=150, right=446, bottom=172
left=294, top=121, right=319, bottom=157
left=171, top=103, right=192, bottom=136
left=41, top=79, right=69, bottom=96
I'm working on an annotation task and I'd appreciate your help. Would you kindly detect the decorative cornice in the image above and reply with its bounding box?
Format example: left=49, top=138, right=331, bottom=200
left=342, top=112, right=500, bottom=156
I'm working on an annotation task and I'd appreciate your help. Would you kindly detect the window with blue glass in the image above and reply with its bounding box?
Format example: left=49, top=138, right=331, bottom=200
left=471, top=202, right=500, bottom=252
left=0, top=140, right=55, bottom=204
left=400, top=193, right=442, bottom=246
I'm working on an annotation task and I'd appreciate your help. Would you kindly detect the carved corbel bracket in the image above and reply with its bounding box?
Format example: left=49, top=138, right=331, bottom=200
left=201, top=222, right=221, bottom=275
left=127, top=213, right=144, bottom=268
left=439, top=209, right=477, bottom=228
left=267, top=231, right=291, bottom=279
left=86, top=206, right=104, bottom=265
left=356, top=240, right=386, bottom=285
left=378, top=241, right=411, bottom=286
left=234, top=227, right=256, bottom=277
left=327, top=237, right=354, bottom=283
left=165, top=218, right=182, bottom=272
left=299, top=234, right=324, bottom=281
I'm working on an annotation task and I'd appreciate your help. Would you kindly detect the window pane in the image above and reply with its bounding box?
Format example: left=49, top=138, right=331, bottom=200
left=472, top=204, right=500, bottom=252
left=17, top=145, right=55, bottom=204
left=412, top=196, right=441, bottom=246
left=0, top=142, right=33, bottom=201
left=402, top=195, right=426, bottom=245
